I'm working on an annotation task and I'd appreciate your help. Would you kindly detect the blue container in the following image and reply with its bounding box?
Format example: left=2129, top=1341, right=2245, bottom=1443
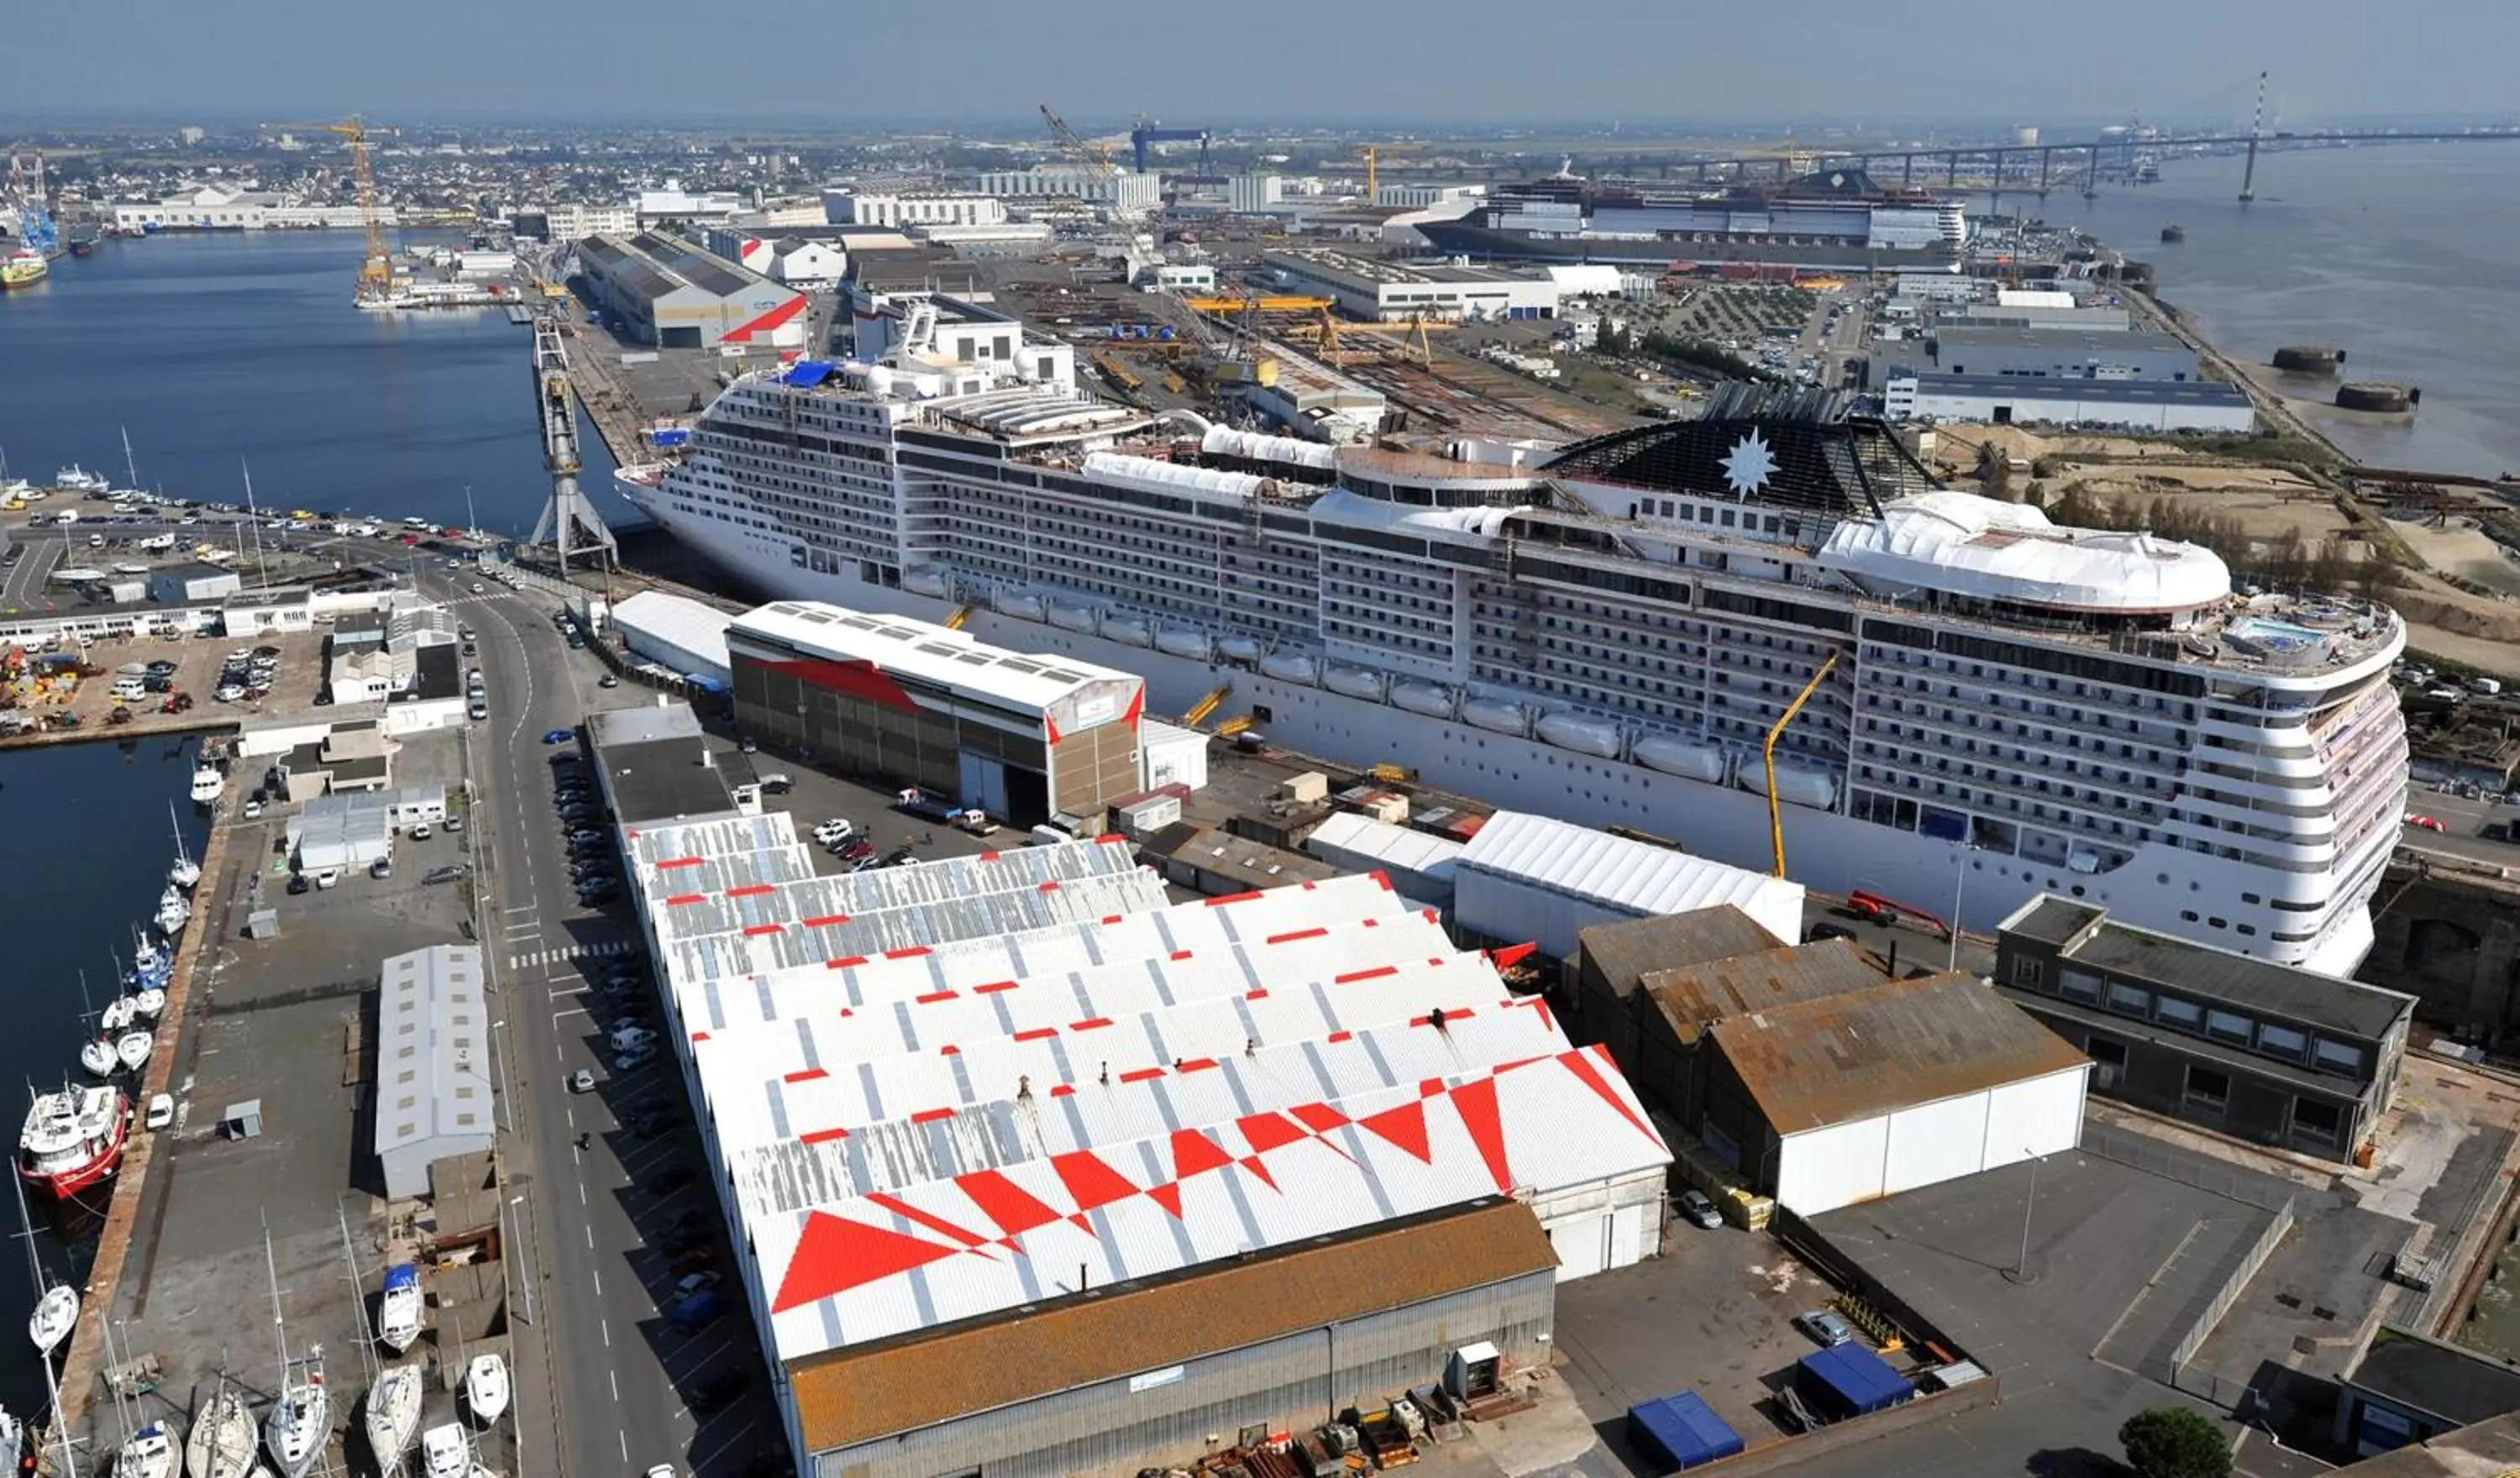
left=1796, top=1343, right=1913, bottom=1418
left=1627, top=1392, right=1745, bottom=1471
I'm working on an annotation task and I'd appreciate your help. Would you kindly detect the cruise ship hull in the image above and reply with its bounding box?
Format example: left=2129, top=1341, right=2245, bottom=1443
left=1415, top=220, right=1962, bottom=274
left=632, top=492, right=2386, bottom=977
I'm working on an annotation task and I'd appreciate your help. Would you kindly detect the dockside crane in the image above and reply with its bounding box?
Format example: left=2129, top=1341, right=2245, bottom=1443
left=1038, top=103, right=1117, bottom=177
left=526, top=312, right=618, bottom=574
left=326, top=117, right=394, bottom=304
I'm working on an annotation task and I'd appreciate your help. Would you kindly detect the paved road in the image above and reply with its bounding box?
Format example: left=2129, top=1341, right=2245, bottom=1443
left=415, top=563, right=776, bottom=1478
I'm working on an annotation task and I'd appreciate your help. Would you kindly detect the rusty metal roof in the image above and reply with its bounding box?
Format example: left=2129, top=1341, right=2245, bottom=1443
left=1578, top=906, right=1787, bottom=999
left=1709, top=972, right=2089, bottom=1135
left=1642, top=940, right=1885, bottom=1046
left=785, top=1198, right=1556, bottom=1454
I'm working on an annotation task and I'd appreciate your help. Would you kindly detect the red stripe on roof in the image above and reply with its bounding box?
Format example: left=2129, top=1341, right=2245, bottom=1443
left=938, top=1043, right=959, bottom=1055
left=1415, top=1007, right=1473, bottom=1025
left=1370, top=872, right=1394, bottom=889
left=827, top=956, right=869, bottom=970
left=1012, top=1028, right=1058, bottom=1043
left=690, top=1031, right=711, bottom=1043
left=1049, top=1083, right=1075, bottom=1097
left=973, top=979, right=1020, bottom=994
left=1070, top=1017, right=1114, bottom=1031
left=1037, top=880, right=1060, bottom=893
left=1205, top=890, right=1264, bottom=907
left=654, top=857, right=702, bottom=870
left=800, top=1126, right=849, bottom=1145
left=1118, top=1067, right=1165, bottom=1084
left=743, top=924, right=783, bottom=937
left=1335, top=966, right=1399, bottom=984
left=979, top=850, right=1000, bottom=862
left=1267, top=927, right=1329, bottom=945
left=911, top=1108, right=957, bottom=1124
left=801, top=914, right=851, bottom=928
left=727, top=884, right=774, bottom=899
left=1325, top=1030, right=1353, bottom=1044
left=783, top=1067, right=828, bottom=1083
left=885, top=946, right=931, bottom=960
left=1245, top=988, right=1269, bottom=1000
left=1175, top=1057, right=1219, bottom=1073
left=1170, top=950, right=1194, bottom=961
left=916, top=989, right=958, bottom=1004
left=664, top=894, right=705, bottom=907
left=1096, top=834, right=1128, bottom=845
left=1102, top=915, right=1126, bottom=925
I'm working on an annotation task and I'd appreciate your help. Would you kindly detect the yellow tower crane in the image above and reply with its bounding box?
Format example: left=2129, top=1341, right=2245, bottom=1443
left=323, top=117, right=393, bottom=304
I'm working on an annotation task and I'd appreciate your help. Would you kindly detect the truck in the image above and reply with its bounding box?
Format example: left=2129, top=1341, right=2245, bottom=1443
left=895, top=788, right=984, bottom=830
left=136, top=533, right=176, bottom=553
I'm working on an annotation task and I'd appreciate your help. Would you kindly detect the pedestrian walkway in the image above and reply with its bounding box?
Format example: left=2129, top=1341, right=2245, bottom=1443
left=510, top=937, right=639, bottom=971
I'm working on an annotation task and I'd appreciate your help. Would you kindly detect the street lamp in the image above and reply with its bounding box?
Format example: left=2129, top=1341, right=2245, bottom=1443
left=1948, top=841, right=1978, bottom=972
left=2008, top=1148, right=2041, bottom=1284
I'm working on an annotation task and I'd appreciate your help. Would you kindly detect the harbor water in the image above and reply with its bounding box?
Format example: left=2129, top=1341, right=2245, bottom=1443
left=2009, top=144, right=2520, bottom=479
left=0, top=738, right=211, bottom=1417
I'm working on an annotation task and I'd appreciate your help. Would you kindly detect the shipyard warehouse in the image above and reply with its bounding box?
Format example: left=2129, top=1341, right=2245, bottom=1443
left=576, top=231, right=806, bottom=349
left=587, top=671, right=1672, bottom=1478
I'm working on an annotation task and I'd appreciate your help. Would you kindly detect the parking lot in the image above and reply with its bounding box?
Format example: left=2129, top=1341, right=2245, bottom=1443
left=0, top=627, right=331, bottom=742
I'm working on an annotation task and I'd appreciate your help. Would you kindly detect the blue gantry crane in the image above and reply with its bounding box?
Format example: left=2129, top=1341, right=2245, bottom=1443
left=1130, top=118, right=1211, bottom=176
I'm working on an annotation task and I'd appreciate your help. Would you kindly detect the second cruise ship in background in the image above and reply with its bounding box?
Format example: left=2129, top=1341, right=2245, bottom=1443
left=620, top=298, right=2406, bottom=975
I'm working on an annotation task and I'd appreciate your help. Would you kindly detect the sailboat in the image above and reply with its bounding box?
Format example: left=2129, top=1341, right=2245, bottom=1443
left=28, top=1285, right=74, bottom=1354
left=116, top=1029, right=154, bottom=1073
left=186, top=1380, right=256, bottom=1478
left=101, top=997, right=138, bottom=1034
left=462, top=1355, right=508, bottom=1426
left=168, top=803, right=202, bottom=892
left=116, top=1416, right=183, bottom=1478
left=78, top=1036, right=116, bottom=1079
left=363, top=1367, right=422, bottom=1478
left=374, top=1264, right=421, bottom=1354
left=261, top=1232, right=328, bottom=1478
left=130, top=987, right=167, bottom=1021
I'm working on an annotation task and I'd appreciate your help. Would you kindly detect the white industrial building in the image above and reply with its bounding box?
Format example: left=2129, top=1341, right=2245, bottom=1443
left=612, top=803, right=1672, bottom=1478
left=609, top=590, right=737, bottom=688
left=1137, top=718, right=1208, bottom=792
left=1884, top=372, right=2257, bottom=432
left=1263, top=248, right=1567, bottom=322
left=1303, top=811, right=1464, bottom=909
left=1453, top=811, right=1806, bottom=960
left=1931, top=328, right=2197, bottom=380
left=1699, top=971, right=2091, bottom=1215
left=826, top=191, right=1007, bottom=228
left=577, top=233, right=807, bottom=349
left=1148, top=263, right=1215, bottom=292
left=1229, top=174, right=1284, bottom=213
left=373, top=944, right=496, bottom=1201
left=637, top=182, right=748, bottom=225
left=974, top=166, right=1163, bottom=218
left=109, top=185, right=407, bottom=232
left=1377, top=182, right=1484, bottom=210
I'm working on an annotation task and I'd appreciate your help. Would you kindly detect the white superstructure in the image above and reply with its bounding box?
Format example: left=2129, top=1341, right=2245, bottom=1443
left=622, top=368, right=2407, bottom=976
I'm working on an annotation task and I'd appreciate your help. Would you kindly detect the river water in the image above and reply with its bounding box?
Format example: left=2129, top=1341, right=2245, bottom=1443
left=1983, top=143, right=2520, bottom=479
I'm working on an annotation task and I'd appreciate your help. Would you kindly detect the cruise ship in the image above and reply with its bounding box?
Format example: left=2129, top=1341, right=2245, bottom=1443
left=622, top=354, right=2406, bottom=976
left=1416, top=166, right=1968, bottom=274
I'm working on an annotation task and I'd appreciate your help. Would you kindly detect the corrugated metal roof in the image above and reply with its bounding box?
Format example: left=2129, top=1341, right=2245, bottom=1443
left=663, top=873, right=1170, bottom=978
left=726, top=1006, right=1572, bottom=1219
left=694, top=873, right=1410, bottom=1029
left=629, top=814, right=799, bottom=869
left=653, top=837, right=1144, bottom=944
left=1709, top=972, right=2090, bottom=1135
left=674, top=899, right=1449, bottom=1039
left=785, top=1199, right=1555, bottom=1454
left=1460, top=812, right=1801, bottom=923
left=612, top=590, right=738, bottom=676
left=696, top=953, right=1512, bottom=1150
left=1305, top=811, right=1465, bottom=882
left=1642, top=940, right=1885, bottom=1046
left=1578, top=907, right=1788, bottom=999
left=753, top=1043, right=1667, bottom=1364
left=731, top=601, right=1139, bottom=715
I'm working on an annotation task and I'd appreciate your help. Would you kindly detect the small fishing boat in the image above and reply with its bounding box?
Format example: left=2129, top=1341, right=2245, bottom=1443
left=420, top=1424, right=467, bottom=1478
left=29, top=1284, right=76, bottom=1355
left=188, top=763, right=223, bottom=805
left=116, top=1030, right=154, bottom=1073
left=463, top=1354, right=508, bottom=1425
left=79, top=1037, right=116, bottom=1078
left=131, top=988, right=167, bottom=1020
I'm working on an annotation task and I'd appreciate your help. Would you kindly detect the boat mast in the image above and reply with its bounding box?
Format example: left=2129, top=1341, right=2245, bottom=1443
left=16, top=1167, right=76, bottom=1478
left=335, top=1208, right=379, bottom=1386
left=120, top=427, right=137, bottom=491
left=263, top=1224, right=290, bottom=1389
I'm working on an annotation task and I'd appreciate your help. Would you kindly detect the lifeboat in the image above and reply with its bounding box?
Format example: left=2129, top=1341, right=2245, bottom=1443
left=1634, top=736, right=1729, bottom=784
left=1537, top=713, right=1624, bottom=758
left=995, top=591, right=1046, bottom=621
left=1738, top=760, right=1840, bottom=810
left=1462, top=698, right=1531, bottom=735
left=902, top=569, right=950, bottom=599
left=1101, top=614, right=1153, bottom=647
left=1047, top=600, right=1097, bottom=632
left=1323, top=664, right=1387, bottom=700
left=1389, top=681, right=1454, bottom=718
left=1259, top=653, right=1320, bottom=684
left=1217, top=635, right=1263, bottom=664
left=1155, top=627, right=1213, bottom=660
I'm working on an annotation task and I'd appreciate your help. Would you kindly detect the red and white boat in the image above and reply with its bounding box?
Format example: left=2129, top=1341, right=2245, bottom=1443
left=18, top=1085, right=128, bottom=1198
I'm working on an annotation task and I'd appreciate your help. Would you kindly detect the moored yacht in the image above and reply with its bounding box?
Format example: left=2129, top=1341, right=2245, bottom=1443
left=18, top=1084, right=127, bottom=1198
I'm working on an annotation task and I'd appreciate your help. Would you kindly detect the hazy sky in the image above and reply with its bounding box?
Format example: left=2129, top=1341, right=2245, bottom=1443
left=11, top=0, right=2518, bottom=128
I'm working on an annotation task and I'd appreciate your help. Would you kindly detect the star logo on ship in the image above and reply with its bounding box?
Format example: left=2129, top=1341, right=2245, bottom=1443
left=1722, top=432, right=1777, bottom=498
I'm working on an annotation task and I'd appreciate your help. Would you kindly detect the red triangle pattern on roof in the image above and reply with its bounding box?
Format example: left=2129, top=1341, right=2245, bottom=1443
left=1235, top=1111, right=1310, bottom=1155
left=1451, top=1075, right=1515, bottom=1194
left=1050, top=1150, right=1141, bottom=1213
left=956, top=1169, right=1064, bottom=1239
left=1358, top=1100, right=1432, bottom=1162
left=773, top=1211, right=961, bottom=1312
left=1171, top=1127, right=1236, bottom=1179
left=1557, top=1045, right=1660, bottom=1146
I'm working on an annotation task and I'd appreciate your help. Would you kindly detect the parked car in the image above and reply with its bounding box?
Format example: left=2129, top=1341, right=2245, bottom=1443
left=543, top=729, right=575, bottom=745
left=569, top=1069, right=596, bottom=1093
left=597, top=673, right=619, bottom=688
left=423, top=864, right=466, bottom=885
left=1677, top=1189, right=1723, bottom=1230
left=1793, top=1310, right=1856, bottom=1348
left=688, top=1365, right=749, bottom=1412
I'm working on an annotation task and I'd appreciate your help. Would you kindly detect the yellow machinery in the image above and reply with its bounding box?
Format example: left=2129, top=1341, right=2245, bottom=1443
left=944, top=604, right=977, bottom=632
left=1360, top=142, right=1428, bottom=202
left=1284, top=308, right=1446, bottom=368
left=1182, top=685, right=1231, bottom=726
left=1091, top=351, right=1143, bottom=392
left=1215, top=714, right=1256, bottom=738
left=1762, top=652, right=1840, bottom=878
left=325, top=117, right=393, bottom=304
left=1182, top=295, right=1334, bottom=315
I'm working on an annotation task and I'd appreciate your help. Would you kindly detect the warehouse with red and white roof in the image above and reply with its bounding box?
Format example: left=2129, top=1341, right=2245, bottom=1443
left=610, top=780, right=1673, bottom=1478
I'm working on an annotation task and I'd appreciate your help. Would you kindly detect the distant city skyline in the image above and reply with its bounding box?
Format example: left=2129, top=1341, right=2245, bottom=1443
left=11, top=0, right=2520, bottom=128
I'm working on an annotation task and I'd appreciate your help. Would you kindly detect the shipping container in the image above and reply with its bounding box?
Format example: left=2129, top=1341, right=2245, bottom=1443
left=1794, top=1342, right=1913, bottom=1418
left=1626, top=1392, right=1746, bottom=1470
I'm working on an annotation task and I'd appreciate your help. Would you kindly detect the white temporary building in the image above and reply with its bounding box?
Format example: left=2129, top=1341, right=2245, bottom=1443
left=373, top=944, right=496, bottom=1199
left=1453, top=811, right=1804, bottom=957
left=1304, top=811, right=1463, bottom=908
left=610, top=590, right=737, bottom=687
left=1137, top=718, right=1209, bottom=792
